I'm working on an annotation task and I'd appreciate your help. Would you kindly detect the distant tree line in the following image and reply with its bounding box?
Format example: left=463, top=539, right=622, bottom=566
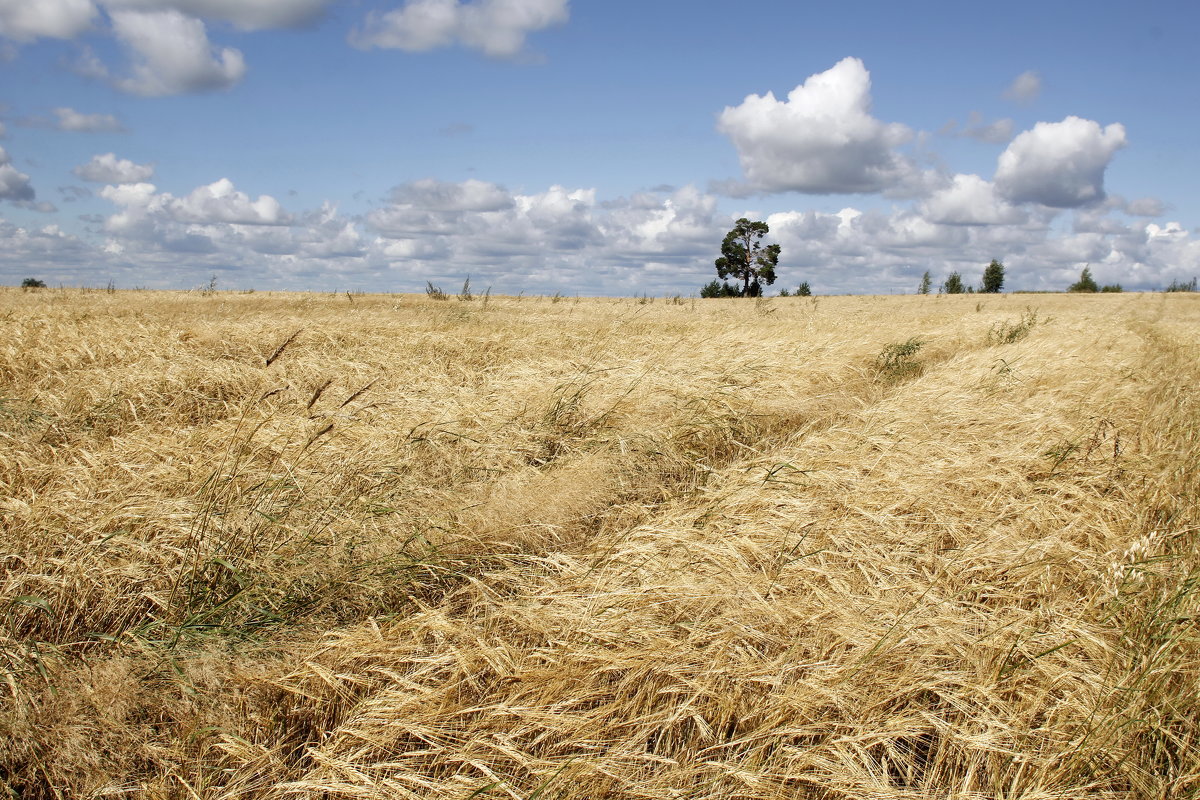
left=918, top=260, right=1006, bottom=295
left=911, top=262, right=1197, bottom=294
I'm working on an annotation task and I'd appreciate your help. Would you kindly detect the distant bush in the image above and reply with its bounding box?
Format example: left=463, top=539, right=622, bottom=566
left=700, top=279, right=739, bottom=298
left=1165, top=277, right=1196, bottom=292
left=779, top=282, right=811, bottom=298
left=1100, top=284, right=1123, bottom=293
left=943, top=272, right=965, bottom=294
left=21, top=278, right=47, bottom=289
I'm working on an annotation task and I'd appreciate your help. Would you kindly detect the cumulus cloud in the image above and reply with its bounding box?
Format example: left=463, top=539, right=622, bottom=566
left=99, top=177, right=290, bottom=241
left=103, top=0, right=331, bottom=30
left=600, top=185, right=719, bottom=256
left=74, top=152, right=155, bottom=183
left=920, top=174, right=1027, bottom=226
left=0, top=0, right=97, bottom=41
left=361, top=179, right=735, bottom=292
left=0, top=145, right=35, bottom=202
left=716, top=57, right=916, bottom=195
left=390, top=177, right=514, bottom=212
left=54, top=106, right=126, bottom=132
left=0, top=219, right=88, bottom=284
left=109, top=9, right=246, bottom=95
left=168, top=178, right=290, bottom=224
left=994, top=116, right=1127, bottom=208
left=1004, top=70, right=1042, bottom=104
left=351, top=0, right=569, bottom=58
left=369, top=179, right=593, bottom=247
left=0, top=0, right=330, bottom=42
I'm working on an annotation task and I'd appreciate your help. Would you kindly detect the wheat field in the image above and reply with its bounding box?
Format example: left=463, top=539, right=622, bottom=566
left=1, top=287, right=1198, bottom=799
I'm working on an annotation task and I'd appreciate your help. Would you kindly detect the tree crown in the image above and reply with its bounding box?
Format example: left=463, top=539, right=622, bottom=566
left=981, top=259, right=1005, bottom=293
left=714, top=218, right=780, bottom=296
left=1068, top=267, right=1099, bottom=293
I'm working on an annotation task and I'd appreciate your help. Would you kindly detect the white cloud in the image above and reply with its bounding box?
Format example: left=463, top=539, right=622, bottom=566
left=99, top=177, right=290, bottom=242
left=920, top=174, right=1027, bottom=226
left=109, top=9, right=246, bottom=95
left=103, top=0, right=332, bottom=30
left=994, top=116, right=1127, bottom=208
left=0, top=0, right=97, bottom=42
left=351, top=0, right=569, bottom=58
left=390, top=177, right=514, bottom=212
left=1004, top=70, right=1042, bottom=104
left=0, top=145, right=35, bottom=201
left=364, top=179, right=731, bottom=292
left=0, top=219, right=88, bottom=283
left=54, top=107, right=126, bottom=132
left=1124, top=196, right=1165, bottom=217
left=74, top=152, right=155, bottom=183
left=168, top=178, right=290, bottom=224
left=715, top=57, right=915, bottom=195
left=1146, top=221, right=1187, bottom=240
left=601, top=185, right=719, bottom=256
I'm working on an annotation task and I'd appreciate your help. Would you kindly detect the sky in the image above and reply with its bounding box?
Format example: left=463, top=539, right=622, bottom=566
left=1, top=0, right=1199, bottom=295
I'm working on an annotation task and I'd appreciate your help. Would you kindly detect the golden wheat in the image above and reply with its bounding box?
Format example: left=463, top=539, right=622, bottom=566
left=1, top=288, right=1197, bottom=799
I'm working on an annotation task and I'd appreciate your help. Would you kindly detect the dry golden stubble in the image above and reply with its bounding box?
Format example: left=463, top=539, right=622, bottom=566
left=0, top=289, right=1196, bottom=798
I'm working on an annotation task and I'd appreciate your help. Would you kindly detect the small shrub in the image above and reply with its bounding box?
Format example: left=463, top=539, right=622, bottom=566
left=796, top=281, right=812, bottom=297
left=21, top=278, right=47, bottom=290
left=700, top=279, right=739, bottom=298
left=988, top=308, right=1039, bottom=345
left=1164, top=277, right=1196, bottom=292
left=875, top=337, right=925, bottom=383
left=1100, top=284, right=1123, bottom=293
left=425, top=281, right=448, bottom=300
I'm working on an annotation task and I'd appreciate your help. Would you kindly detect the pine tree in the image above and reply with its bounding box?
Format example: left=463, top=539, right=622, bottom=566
left=714, top=218, right=780, bottom=297
left=1068, top=267, right=1099, bottom=293
left=981, top=260, right=1005, bottom=293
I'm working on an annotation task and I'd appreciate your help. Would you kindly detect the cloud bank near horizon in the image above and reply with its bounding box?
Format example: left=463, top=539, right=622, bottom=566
left=0, top=42, right=1195, bottom=294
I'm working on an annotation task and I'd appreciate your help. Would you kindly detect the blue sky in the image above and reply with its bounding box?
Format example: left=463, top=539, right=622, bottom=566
left=2, top=0, right=1198, bottom=294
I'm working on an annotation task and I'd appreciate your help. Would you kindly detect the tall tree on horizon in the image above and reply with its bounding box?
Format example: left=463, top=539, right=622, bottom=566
left=981, top=260, right=1005, bottom=293
left=715, top=218, right=780, bottom=297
